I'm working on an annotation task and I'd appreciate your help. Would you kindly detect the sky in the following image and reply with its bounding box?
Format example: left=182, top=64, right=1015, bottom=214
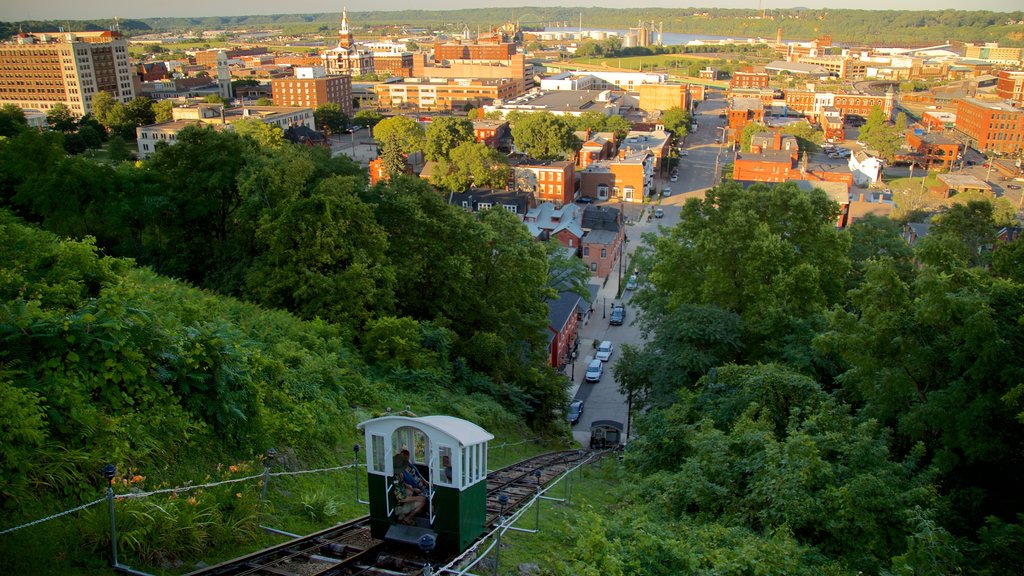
left=2, top=1, right=1021, bottom=22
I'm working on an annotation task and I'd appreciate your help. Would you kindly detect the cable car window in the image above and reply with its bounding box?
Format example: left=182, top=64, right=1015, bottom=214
left=439, top=445, right=453, bottom=485
left=462, top=448, right=468, bottom=486
left=413, top=430, right=428, bottom=464
left=371, top=434, right=385, bottom=473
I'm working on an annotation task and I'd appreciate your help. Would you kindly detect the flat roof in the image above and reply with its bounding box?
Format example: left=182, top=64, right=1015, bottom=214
left=938, top=173, right=992, bottom=190
left=962, top=98, right=1021, bottom=113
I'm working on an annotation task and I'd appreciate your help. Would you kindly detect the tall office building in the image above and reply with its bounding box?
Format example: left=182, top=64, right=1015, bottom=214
left=0, top=30, right=135, bottom=116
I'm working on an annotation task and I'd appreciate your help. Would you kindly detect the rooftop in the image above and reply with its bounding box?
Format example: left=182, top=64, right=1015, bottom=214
left=961, top=98, right=1022, bottom=113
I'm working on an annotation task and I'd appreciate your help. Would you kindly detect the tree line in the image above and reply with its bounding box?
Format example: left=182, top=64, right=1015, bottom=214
left=570, top=181, right=1024, bottom=574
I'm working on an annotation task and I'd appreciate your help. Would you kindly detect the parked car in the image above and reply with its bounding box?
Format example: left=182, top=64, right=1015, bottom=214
left=679, top=150, right=689, bottom=156
left=670, top=174, right=678, bottom=182
left=585, top=359, right=603, bottom=382
left=1008, top=184, right=1022, bottom=190
left=625, top=274, right=638, bottom=291
left=609, top=304, right=625, bottom=326
left=596, top=341, right=614, bottom=362
left=662, top=187, right=672, bottom=197
left=568, top=400, right=584, bottom=425
left=654, top=208, right=665, bottom=218
left=576, top=197, right=594, bottom=204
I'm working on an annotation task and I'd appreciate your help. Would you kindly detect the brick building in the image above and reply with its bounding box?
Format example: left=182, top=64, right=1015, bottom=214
left=955, top=98, right=1024, bottom=155
left=733, top=135, right=853, bottom=188
left=271, top=67, right=353, bottom=116
left=194, top=47, right=268, bottom=69
left=373, top=53, right=414, bottom=78
left=433, top=41, right=516, bottom=63
left=510, top=157, right=576, bottom=206
left=580, top=205, right=624, bottom=277
left=784, top=89, right=894, bottom=120
left=579, top=150, right=654, bottom=203
left=637, top=83, right=692, bottom=113
left=375, top=77, right=522, bottom=112
left=903, top=131, right=961, bottom=171
left=996, top=70, right=1024, bottom=105
left=728, top=97, right=765, bottom=134
left=0, top=31, right=135, bottom=117
left=820, top=107, right=844, bottom=143
left=729, top=71, right=770, bottom=90
left=575, top=129, right=617, bottom=169
left=321, top=9, right=374, bottom=77
left=796, top=55, right=868, bottom=79
left=471, top=119, right=508, bottom=148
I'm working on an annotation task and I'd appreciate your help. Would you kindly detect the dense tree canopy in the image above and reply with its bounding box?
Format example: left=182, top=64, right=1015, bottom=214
left=509, top=112, right=580, bottom=160
left=423, top=116, right=474, bottom=162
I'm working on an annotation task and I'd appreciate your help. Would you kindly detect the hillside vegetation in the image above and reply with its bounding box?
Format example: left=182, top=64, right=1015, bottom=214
left=2, top=8, right=1023, bottom=46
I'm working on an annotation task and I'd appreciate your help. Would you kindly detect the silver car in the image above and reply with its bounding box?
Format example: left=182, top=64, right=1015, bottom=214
left=585, top=359, right=603, bottom=382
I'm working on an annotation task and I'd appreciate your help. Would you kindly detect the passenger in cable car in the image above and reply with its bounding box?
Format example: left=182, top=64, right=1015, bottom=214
left=392, top=473, right=426, bottom=525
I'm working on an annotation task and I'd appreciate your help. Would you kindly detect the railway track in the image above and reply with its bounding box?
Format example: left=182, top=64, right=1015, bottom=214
left=185, top=450, right=594, bottom=576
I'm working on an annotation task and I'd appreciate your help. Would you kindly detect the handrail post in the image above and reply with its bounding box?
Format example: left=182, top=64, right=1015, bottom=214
left=102, top=464, right=118, bottom=568
left=258, top=448, right=276, bottom=526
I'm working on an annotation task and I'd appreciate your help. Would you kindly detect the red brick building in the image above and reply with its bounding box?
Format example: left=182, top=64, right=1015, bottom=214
left=195, top=47, right=268, bottom=69
left=433, top=41, right=516, bottom=63
left=733, top=149, right=853, bottom=188
left=472, top=119, right=508, bottom=148
left=271, top=70, right=353, bottom=117
left=955, top=97, right=1024, bottom=155
left=996, top=70, right=1024, bottom=105
left=728, top=97, right=765, bottom=134
left=373, top=53, right=414, bottom=78
left=547, top=291, right=582, bottom=369
left=904, top=131, right=961, bottom=171
left=730, top=71, right=770, bottom=90
left=511, top=158, right=575, bottom=206
left=784, top=90, right=894, bottom=120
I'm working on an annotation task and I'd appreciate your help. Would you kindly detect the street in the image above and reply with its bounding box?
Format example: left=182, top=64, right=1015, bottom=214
left=567, top=91, right=728, bottom=446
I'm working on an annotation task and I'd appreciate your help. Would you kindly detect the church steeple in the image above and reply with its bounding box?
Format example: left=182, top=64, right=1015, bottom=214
left=338, top=7, right=353, bottom=48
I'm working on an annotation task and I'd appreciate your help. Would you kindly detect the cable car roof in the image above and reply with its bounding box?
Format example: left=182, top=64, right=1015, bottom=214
left=357, top=415, right=494, bottom=447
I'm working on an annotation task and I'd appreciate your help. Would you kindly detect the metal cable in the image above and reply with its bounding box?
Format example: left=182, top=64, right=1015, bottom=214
left=0, top=496, right=106, bottom=536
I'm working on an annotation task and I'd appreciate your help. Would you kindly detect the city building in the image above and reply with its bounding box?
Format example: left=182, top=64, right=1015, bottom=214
left=471, top=119, right=509, bottom=148
left=750, top=132, right=798, bottom=153
left=765, top=60, right=831, bottom=79
left=921, top=110, right=957, bottom=131
left=636, top=83, right=692, bottom=113
left=904, top=130, right=961, bottom=171
left=194, top=47, right=267, bottom=69
left=321, top=9, right=374, bottom=76
left=372, top=52, right=414, bottom=78
left=0, top=30, right=135, bottom=117
left=575, top=129, right=617, bottom=169
left=540, top=70, right=666, bottom=92
left=580, top=204, right=625, bottom=277
left=774, top=34, right=834, bottom=61
left=729, top=71, right=770, bottom=90
left=375, top=77, right=522, bottom=112
left=963, top=43, right=1023, bottom=66
left=728, top=97, right=765, bottom=134
left=412, top=53, right=531, bottom=92
left=936, top=173, right=993, bottom=198
left=848, top=151, right=884, bottom=187
left=795, top=55, right=869, bottom=79
left=955, top=97, right=1024, bottom=154
left=510, top=157, right=576, bottom=206
left=820, top=107, right=844, bottom=143
left=579, top=149, right=655, bottom=203
left=271, top=67, right=353, bottom=116
left=619, top=129, right=671, bottom=176
left=484, top=90, right=622, bottom=118
left=732, top=133, right=853, bottom=187
left=784, top=90, right=894, bottom=120
left=448, top=189, right=533, bottom=215
left=433, top=40, right=516, bottom=63
left=700, top=67, right=724, bottom=81
left=996, top=70, right=1024, bottom=105
left=135, top=103, right=315, bottom=158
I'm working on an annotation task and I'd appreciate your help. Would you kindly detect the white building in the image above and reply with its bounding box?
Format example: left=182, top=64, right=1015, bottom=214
left=848, top=150, right=884, bottom=187
left=539, top=70, right=667, bottom=92
left=136, top=103, right=315, bottom=158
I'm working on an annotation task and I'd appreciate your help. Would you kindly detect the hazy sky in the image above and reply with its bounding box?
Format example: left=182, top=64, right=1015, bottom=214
left=2, top=1, right=1021, bottom=22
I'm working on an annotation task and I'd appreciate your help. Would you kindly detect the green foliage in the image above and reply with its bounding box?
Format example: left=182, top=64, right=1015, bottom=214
left=353, top=109, right=384, bottom=128
left=0, top=380, right=48, bottom=500
left=858, top=106, right=902, bottom=162
left=781, top=120, right=823, bottom=153
left=430, top=141, right=510, bottom=192
left=373, top=115, right=425, bottom=155
left=204, top=93, right=226, bottom=104
left=0, top=103, right=29, bottom=138
left=639, top=180, right=848, bottom=366
left=46, top=103, right=76, bottom=133
left=423, top=115, right=474, bottom=162
left=106, top=135, right=133, bottom=163
left=232, top=118, right=285, bottom=148
left=313, top=102, right=349, bottom=136
left=509, top=112, right=580, bottom=160
left=660, top=107, right=691, bottom=138
left=739, top=121, right=765, bottom=152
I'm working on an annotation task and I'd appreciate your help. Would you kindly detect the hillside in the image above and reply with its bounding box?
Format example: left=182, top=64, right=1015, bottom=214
left=2, top=8, right=1023, bottom=46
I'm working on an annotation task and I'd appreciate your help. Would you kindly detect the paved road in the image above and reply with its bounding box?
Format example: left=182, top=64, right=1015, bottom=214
left=566, top=92, right=728, bottom=445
